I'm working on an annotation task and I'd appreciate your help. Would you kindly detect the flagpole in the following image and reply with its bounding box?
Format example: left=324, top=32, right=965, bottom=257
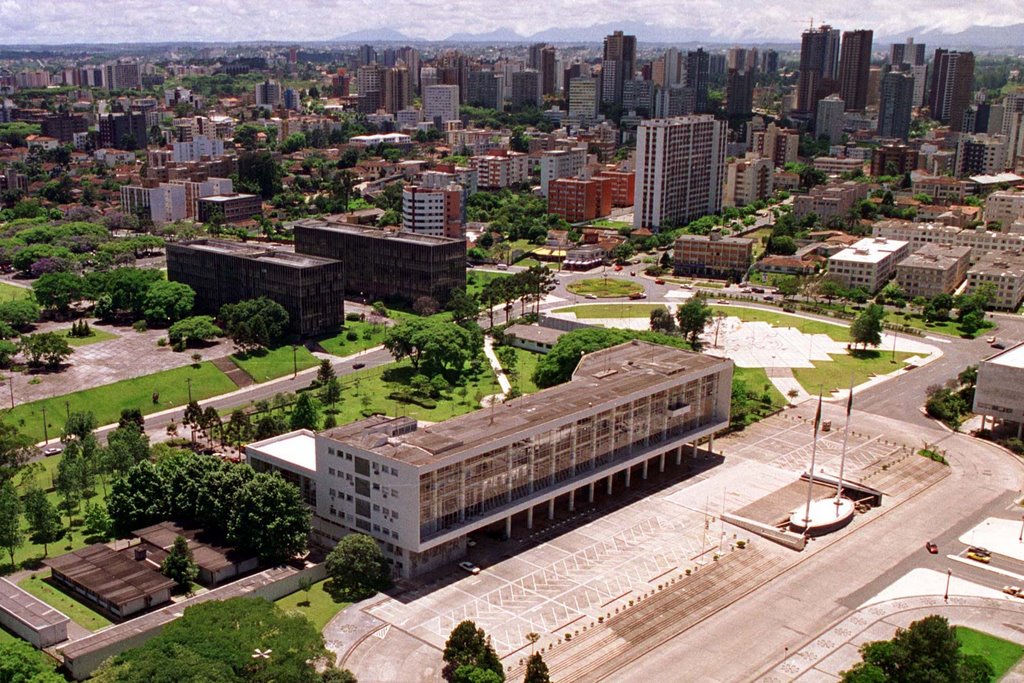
left=802, top=389, right=824, bottom=526
left=835, top=373, right=855, bottom=514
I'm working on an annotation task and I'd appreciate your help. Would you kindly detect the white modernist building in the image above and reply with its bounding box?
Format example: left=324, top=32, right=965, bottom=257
left=423, top=84, right=460, bottom=127
left=827, top=237, right=911, bottom=292
left=247, top=341, right=733, bottom=578
left=973, top=342, right=1024, bottom=438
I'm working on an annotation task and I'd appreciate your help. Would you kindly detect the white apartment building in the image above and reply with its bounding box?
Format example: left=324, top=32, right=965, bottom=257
left=723, top=154, right=774, bottom=208
left=539, top=147, right=587, bottom=196
left=985, top=190, right=1024, bottom=226
left=167, top=177, right=234, bottom=219
left=633, top=115, right=726, bottom=230
left=472, top=152, right=530, bottom=189
left=247, top=341, right=733, bottom=577
left=966, top=250, right=1024, bottom=310
left=827, top=237, right=911, bottom=292
left=814, top=95, right=845, bottom=144
left=401, top=184, right=463, bottom=239
left=119, top=184, right=187, bottom=225
left=423, top=85, right=460, bottom=127
left=171, top=135, right=225, bottom=164
left=973, top=342, right=1024, bottom=437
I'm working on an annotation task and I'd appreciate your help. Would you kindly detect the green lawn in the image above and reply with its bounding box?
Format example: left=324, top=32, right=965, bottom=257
left=885, top=311, right=991, bottom=339
left=710, top=305, right=853, bottom=343
left=552, top=303, right=666, bottom=319
left=230, top=345, right=319, bottom=383
left=956, top=626, right=1024, bottom=679
left=274, top=580, right=350, bottom=631
left=466, top=271, right=510, bottom=299
left=732, top=366, right=787, bottom=428
left=317, top=320, right=387, bottom=357
left=0, top=281, right=31, bottom=301
left=504, top=347, right=542, bottom=395
left=6, top=362, right=237, bottom=443
left=54, top=326, right=119, bottom=347
left=567, top=278, right=644, bottom=298
left=791, top=350, right=915, bottom=395
left=588, top=219, right=632, bottom=229
left=19, top=570, right=112, bottom=631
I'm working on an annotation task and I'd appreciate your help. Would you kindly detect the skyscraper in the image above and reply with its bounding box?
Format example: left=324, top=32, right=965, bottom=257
left=726, top=69, right=755, bottom=118
left=539, top=46, right=557, bottom=97
left=467, top=71, right=502, bottom=110
left=382, top=67, right=412, bottom=114
left=601, top=31, right=637, bottom=107
left=761, top=50, right=779, bottom=74
left=568, top=77, right=599, bottom=124
left=423, top=84, right=460, bottom=127
left=815, top=94, right=846, bottom=144
left=511, top=71, right=541, bottom=110
left=890, top=38, right=926, bottom=68
left=929, top=49, right=975, bottom=132
left=797, top=25, right=841, bottom=115
left=878, top=70, right=915, bottom=141
left=633, top=115, right=727, bottom=230
left=837, top=30, right=873, bottom=112
left=685, top=48, right=710, bottom=114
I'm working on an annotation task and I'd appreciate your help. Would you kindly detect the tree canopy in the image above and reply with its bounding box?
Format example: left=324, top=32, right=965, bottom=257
left=532, top=327, right=690, bottom=388
left=219, top=297, right=289, bottom=351
left=850, top=304, right=886, bottom=349
left=325, top=533, right=391, bottom=601
left=442, top=620, right=504, bottom=683
left=383, top=317, right=481, bottom=376
left=0, top=639, right=63, bottom=683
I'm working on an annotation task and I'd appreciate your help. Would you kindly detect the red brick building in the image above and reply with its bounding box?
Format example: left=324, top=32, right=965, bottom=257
left=594, top=169, right=636, bottom=207
left=548, top=177, right=613, bottom=222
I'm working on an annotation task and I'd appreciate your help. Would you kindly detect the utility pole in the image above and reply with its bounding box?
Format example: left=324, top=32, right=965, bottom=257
left=186, top=377, right=193, bottom=403
left=41, top=405, right=48, bottom=444
left=292, top=345, right=298, bottom=378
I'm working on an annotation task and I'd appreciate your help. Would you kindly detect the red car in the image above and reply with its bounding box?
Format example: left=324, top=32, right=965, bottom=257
left=655, top=279, right=666, bottom=285
left=925, top=542, right=938, bottom=554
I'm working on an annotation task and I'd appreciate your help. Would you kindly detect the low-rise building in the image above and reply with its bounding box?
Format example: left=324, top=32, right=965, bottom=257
left=870, top=144, right=918, bottom=177
left=502, top=324, right=566, bottom=353
left=793, top=182, right=870, bottom=224
left=166, top=239, right=345, bottom=337
left=724, top=155, right=774, bottom=208
left=472, top=151, right=530, bottom=189
left=247, top=341, right=733, bottom=577
left=984, top=190, right=1024, bottom=226
left=547, top=177, right=612, bottom=223
left=812, top=157, right=864, bottom=175
left=895, top=244, right=972, bottom=298
left=966, top=250, right=1024, bottom=310
left=593, top=169, right=636, bottom=207
left=973, top=342, right=1024, bottom=438
left=0, top=578, right=69, bottom=647
left=674, top=230, right=754, bottom=281
left=910, top=174, right=970, bottom=203
left=827, top=237, right=911, bottom=292
left=120, top=183, right=187, bottom=225
left=196, top=193, right=263, bottom=224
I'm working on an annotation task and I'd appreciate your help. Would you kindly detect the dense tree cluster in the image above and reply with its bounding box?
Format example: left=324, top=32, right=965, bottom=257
left=324, top=533, right=391, bottom=601
left=442, top=620, right=505, bottom=683
left=219, top=297, right=289, bottom=351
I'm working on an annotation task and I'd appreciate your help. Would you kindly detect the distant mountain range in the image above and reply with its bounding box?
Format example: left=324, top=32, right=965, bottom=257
left=333, top=22, right=1024, bottom=49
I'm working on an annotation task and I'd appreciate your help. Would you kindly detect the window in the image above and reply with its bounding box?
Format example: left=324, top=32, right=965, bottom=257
left=354, top=457, right=370, bottom=476
left=355, top=498, right=371, bottom=518
left=355, top=477, right=371, bottom=497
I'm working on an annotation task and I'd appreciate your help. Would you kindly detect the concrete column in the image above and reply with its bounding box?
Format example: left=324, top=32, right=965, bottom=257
left=527, top=506, right=534, bottom=529
left=607, top=474, right=613, bottom=495
left=708, top=433, right=714, bottom=455
left=659, top=452, right=666, bottom=473
left=548, top=498, right=555, bottom=520
left=676, top=445, right=683, bottom=466
left=625, top=467, right=631, bottom=488
left=505, top=515, right=512, bottom=539
left=569, top=490, right=575, bottom=512
left=588, top=482, right=595, bottom=503
left=642, top=460, right=649, bottom=480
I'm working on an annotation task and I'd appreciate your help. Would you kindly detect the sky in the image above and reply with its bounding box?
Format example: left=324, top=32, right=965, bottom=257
left=0, top=0, right=1021, bottom=44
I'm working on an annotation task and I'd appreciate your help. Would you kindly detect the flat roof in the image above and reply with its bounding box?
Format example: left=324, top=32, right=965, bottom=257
left=292, top=217, right=464, bottom=246
left=830, top=237, right=909, bottom=264
left=248, top=431, right=317, bottom=473
left=969, top=251, right=1024, bottom=277
left=0, top=577, right=70, bottom=630
left=971, top=173, right=1024, bottom=185
left=198, top=193, right=259, bottom=202
left=44, top=544, right=175, bottom=609
left=173, top=239, right=339, bottom=268
left=504, top=324, right=566, bottom=346
left=323, top=341, right=729, bottom=468
left=986, top=342, right=1024, bottom=369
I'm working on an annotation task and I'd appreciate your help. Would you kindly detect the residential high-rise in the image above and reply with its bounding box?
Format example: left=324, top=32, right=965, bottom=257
left=654, top=48, right=683, bottom=88
left=929, top=49, right=975, bottom=132
left=466, top=71, right=502, bottom=110
left=797, top=25, right=841, bottom=114
left=837, top=30, right=873, bottom=112
left=761, top=50, right=779, bottom=74
left=685, top=48, right=710, bottom=113
left=402, top=185, right=464, bottom=239
left=356, top=65, right=382, bottom=114
left=105, top=61, right=142, bottom=90
left=357, top=44, right=376, bottom=67
left=511, top=70, right=541, bottom=110
left=815, top=94, right=846, bottom=144
left=255, top=80, right=282, bottom=108
left=568, top=77, right=599, bottom=124
left=725, top=68, right=755, bottom=118
left=633, top=115, right=727, bottom=230
left=382, top=67, right=412, bottom=114
left=423, top=84, right=460, bottom=127
left=396, top=47, right=420, bottom=92
left=890, top=38, right=926, bottom=68
left=539, top=46, right=557, bottom=96
left=878, top=70, right=916, bottom=141
left=601, top=30, right=637, bottom=107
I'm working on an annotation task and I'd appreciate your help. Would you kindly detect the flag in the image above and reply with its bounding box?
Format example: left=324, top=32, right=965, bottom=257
left=813, top=392, right=822, bottom=434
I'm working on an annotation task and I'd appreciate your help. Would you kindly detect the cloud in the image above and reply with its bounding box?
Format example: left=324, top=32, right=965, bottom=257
left=0, top=0, right=1019, bottom=44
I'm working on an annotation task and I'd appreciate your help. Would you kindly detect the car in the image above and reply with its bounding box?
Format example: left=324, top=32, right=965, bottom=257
left=459, top=561, right=481, bottom=575
left=750, top=287, right=765, bottom=293
left=763, top=295, right=774, bottom=301
left=1002, top=585, right=1021, bottom=596
left=654, top=279, right=666, bottom=285
left=966, top=546, right=992, bottom=564
left=496, top=263, right=508, bottom=271
left=614, top=265, right=623, bottom=271
left=680, top=283, right=693, bottom=289
left=986, top=336, right=996, bottom=343
left=629, top=292, right=647, bottom=300
left=585, top=293, right=598, bottom=299
left=992, top=341, right=1007, bottom=349
left=925, top=542, right=938, bottom=554
left=42, top=445, right=63, bottom=456
left=352, top=363, right=365, bottom=370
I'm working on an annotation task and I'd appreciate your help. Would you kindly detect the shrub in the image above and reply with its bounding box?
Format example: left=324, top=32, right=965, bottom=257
left=133, top=320, right=148, bottom=332
left=345, top=312, right=361, bottom=322
left=346, top=330, right=358, bottom=341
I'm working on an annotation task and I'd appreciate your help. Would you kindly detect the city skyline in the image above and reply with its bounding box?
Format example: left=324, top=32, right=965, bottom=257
left=0, top=0, right=1022, bottom=45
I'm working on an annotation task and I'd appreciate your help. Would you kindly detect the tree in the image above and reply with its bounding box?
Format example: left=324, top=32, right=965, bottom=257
left=324, top=533, right=391, bottom=601
left=0, top=423, right=33, bottom=484
left=91, top=598, right=328, bottom=683
left=524, top=653, right=551, bottom=683
left=315, top=358, right=336, bottom=386
left=775, top=276, right=801, bottom=300
left=0, top=340, right=18, bottom=368
left=383, top=318, right=478, bottom=375
left=0, top=298, right=40, bottom=329
left=19, top=331, right=73, bottom=367
left=0, top=481, right=24, bottom=567
left=850, top=304, right=885, bottom=349
left=676, top=296, right=713, bottom=350
left=228, top=472, right=311, bottom=563
left=447, top=289, right=480, bottom=326
left=413, top=296, right=440, bottom=316
left=82, top=501, right=112, bottom=541
left=106, top=460, right=167, bottom=535
left=238, top=150, right=283, bottom=199
left=23, top=487, right=63, bottom=556
left=219, top=297, right=289, bottom=351
left=320, top=667, right=359, bottom=683
left=840, top=615, right=993, bottom=683
left=649, top=307, right=677, bottom=334
left=321, top=378, right=341, bottom=409
left=105, top=422, right=151, bottom=474
left=63, top=410, right=98, bottom=442
left=442, top=620, right=504, bottom=683
left=0, top=639, right=64, bottom=683
left=168, top=315, right=222, bottom=348
left=143, top=280, right=195, bottom=325
left=290, top=393, right=320, bottom=430
left=161, top=535, right=199, bottom=592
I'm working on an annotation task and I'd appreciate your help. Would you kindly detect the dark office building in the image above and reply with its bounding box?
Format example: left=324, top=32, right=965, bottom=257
left=797, top=25, right=841, bottom=115
left=726, top=68, right=755, bottom=118
left=837, top=29, right=873, bottom=112
left=40, top=113, right=87, bottom=143
left=467, top=71, right=501, bottom=110
left=761, top=49, right=779, bottom=74
left=98, top=112, right=147, bottom=150
left=197, top=194, right=263, bottom=224
left=878, top=70, right=915, bottom=141
left=166, top=239, right=345, bottom=337
left=929, top=49, right=975, bottom=132
left=292, top=218, right=466, bottom=307
left=685, top=48, right=710, bottom=114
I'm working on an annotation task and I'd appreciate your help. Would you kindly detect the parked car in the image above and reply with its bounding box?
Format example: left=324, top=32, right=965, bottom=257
left=966, top=547, right=992, bottom=564
left=496, top=263, right=508, bottom=271
left=654, top=279, right=666, bottom=285
left=459, top=561, right=481, bottom=575
left=985, top=336, right=996, bottom=343
left=613, top=265, right=623, bottom=271
left=925, top=542, right=938, bottom=554
left=352, top=363, right=365, bottom=370
left=1002, top=585, right=1021, bottom=596
left=42, top=445, right=63, bottom=456
left=992, top=341, right=1007, bottom=349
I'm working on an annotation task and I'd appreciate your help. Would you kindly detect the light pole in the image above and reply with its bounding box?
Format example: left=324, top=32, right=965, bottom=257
left=186, top=378, right=192, bottom=404
left=4, top=373, right=11, bottom=409
left=292, top=345, right=298, bottom=378
left=1019, top=514, right=1023, bottom=542
left=41, top=405, right=48, bottom=444
left=891, top=325, right=898, bottom=363
left=944, top=568, right=952, bottom=602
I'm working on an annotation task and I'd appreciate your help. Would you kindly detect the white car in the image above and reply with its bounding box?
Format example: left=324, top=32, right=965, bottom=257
left=42, top=445, right=63, bottom=456
left=459, top=561, right=481, bottom=575
left=585, top=293, right=598, bottom=300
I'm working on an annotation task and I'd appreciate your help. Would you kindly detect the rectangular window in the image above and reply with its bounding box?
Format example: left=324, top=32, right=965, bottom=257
left=355, top=477, right=371, bottom=497
left=354, top=457, right=370, bottom=476
left=355, top=498, right=371, bottom=518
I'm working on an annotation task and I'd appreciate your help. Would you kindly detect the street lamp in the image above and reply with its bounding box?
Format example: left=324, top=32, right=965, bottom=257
left=1019, top=514, right=1023, bottom=542
left=944, top=568, right=952, bottom=602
